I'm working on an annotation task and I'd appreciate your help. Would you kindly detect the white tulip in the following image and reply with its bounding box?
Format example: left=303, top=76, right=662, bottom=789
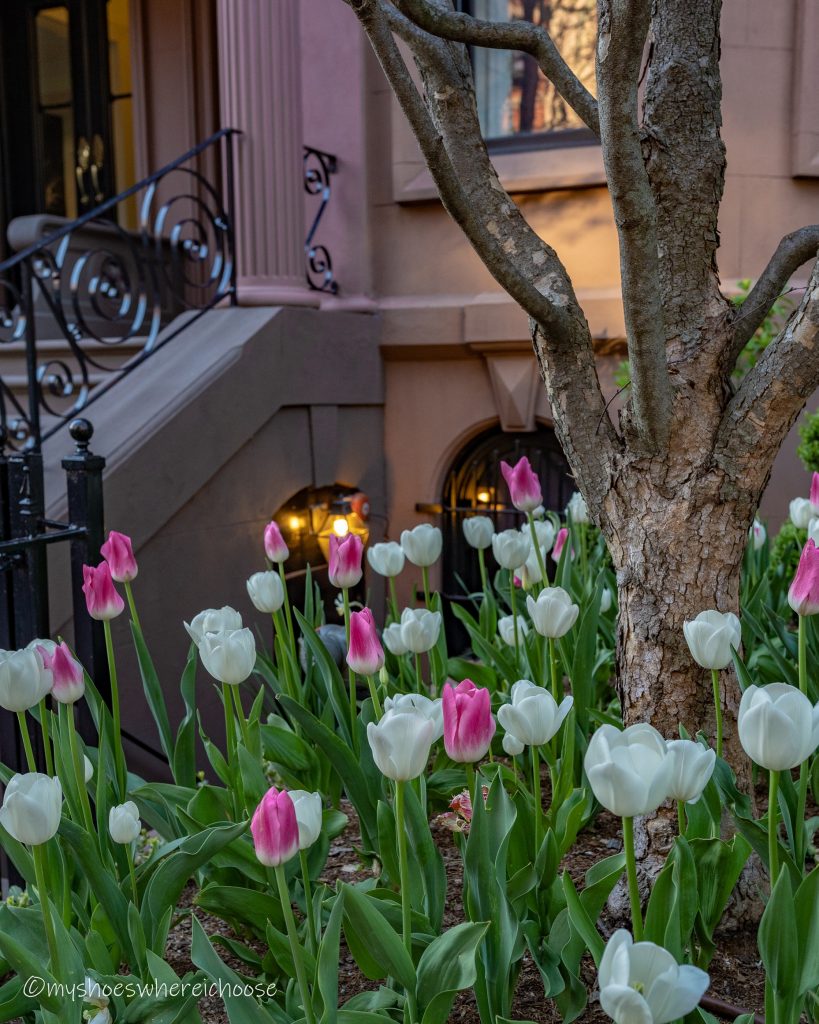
left=526, top=587, right=579, bottom=639
left=518, top=546, right=548, bottom=587
left=399, top=608, right=442, bottom=654
left=790, top=497, right=813, bottom=529
left=383, top=692, right=444, bottom=740
left=84, top=755, right=94, bottom=784
left=738, top=683, right=819, bottom=771
left=497, top=681, right=573, bottom=747
left=491, top=529, right=530, bottom=571
left=246, top=571, right=285, bottom=613
left=83, top=977, right=109, bottom=1009
left=809, top=518, right=819, bottom=548
left=382, top=622, right=410, bottom=656
left=598, top=930, right=709, bottom=1024
left=502, top=731, right=525, bottom=756
left=400, top=524, right=442, bottom=567
left=664, top=739, right=716, bottom=804
left=367, top=542, right=406, bottom=577
left=289, top=789, right=323, bottom=850
left=521, top=517, right=556, bottom=552
left=498, top=615, right=529, bottom=647
left=0, top=773, right=62, bottom=845
left=750, top=519, right=767, bottom=550
left=184, top=606, right=243, bottom=645
left=584, top=724, right=672, bottom=818
left=0, top=648, right=53, bottom=713
left=198, top=627, right=256, bottom=685
left=366, top=710, right=435, bottom=781
left=682, top=610, right=741, bottom=670
left=462, top=516, right=495, bottom=550
left=566, top=491, right=589, bottom=525
left=109, top=802, right=141, bottom=844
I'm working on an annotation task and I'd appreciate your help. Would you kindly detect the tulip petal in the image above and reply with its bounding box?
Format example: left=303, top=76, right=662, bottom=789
left=599, top=984, right=654, bottom=1024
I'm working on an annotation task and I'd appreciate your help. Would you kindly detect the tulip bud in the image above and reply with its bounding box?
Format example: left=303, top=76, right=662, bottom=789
left=502, top=731, right=525, bottom=756
left=442, top=679, right=496, bottom=763
left=682, top=610, right=741, bottom=670
left=526, top=587, right=579, bottom=639
left=491, top=529, right=530, bottom=571
left=750, top=518, right=766, bottom=550
left=347, top=608, right=385, bottom=676
left=43, top=641, right=84, bottom=704
left=184, top=606, right=243, bottom=646
left=811, top=472, right=819, bottom=515
left=551, top=527, right=572, bottom=563
left=521, top=517, right=555, bottom=552
left=791, top=497, right=813, bottom=529
left=598, top=930, right=709, bottom=1024
left=247, top=571, right=285, bottom=614
left=366, top=709, right=435, bottom=781
left=100, top=531, right=138, bottom=583
left=497, top=680, right=573, bottom=747
left=789, top=539, right=819, bottom=616
left=0, top=648, right=53, bottom=713
left=82, top=563, right=125, bottom=621
left=399, top=607, right=442, bottom=654
left=0, top=773, right=62, bottom=845
left=382, top=622, right=409, bottom=656
left=109, top=801, right=141, bottom=844
left=566, top=491, right=589, bottom=525
left=264, top=521, right=289, bottom=563
left=497, top=614, right=528, bottom=647
left=84, top=755, right=94, bottom=784
left=462, top=516, right=495, bottom=550
left=738, top=683, right=819, bottom=771
left=329, top=533, right=364, bottom=589
left=198, top=627, right=256, bottom=685
left=517, top=545, right=548, bottom=588
left=289, top=789, right=323, bottom=850
left=400, top=524, right=443, bottom=568
left=251, top=787, right=300, bottom=867
left=500, top=456, right=542, bottom=513
left=664, top=739, right=716, bottom=804
left=584, top=723, right=671, bottom=817
left=383, top=692, right=444, bottom=740
left=367, top=542, right=406, bottom=578
left=600, top=587, right=613, bottom=613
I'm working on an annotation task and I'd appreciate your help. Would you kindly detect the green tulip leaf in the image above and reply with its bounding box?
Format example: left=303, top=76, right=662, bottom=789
left=416, top=921, right=488, bottom=1024
left=758, top=869, right=798, bottom=997
left=341, top=884, right=417, bottom=991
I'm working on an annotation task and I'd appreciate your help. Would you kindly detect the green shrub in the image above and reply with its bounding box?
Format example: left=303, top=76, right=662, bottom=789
left=797, top=409, right=819, bottom=472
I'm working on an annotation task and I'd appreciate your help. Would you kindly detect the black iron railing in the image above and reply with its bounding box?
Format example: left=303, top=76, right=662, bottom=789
left=304, top=146, right=339, bottom=295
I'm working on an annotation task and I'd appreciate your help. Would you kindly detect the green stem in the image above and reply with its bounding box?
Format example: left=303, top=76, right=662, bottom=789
left=272, top=609, right=302, bottom=719
left=464, top=761, right=476, bottom=804
left=343, top=589, right=358, bottom=749
left=415, top=654, right=424, bottom=694
left=531, top=744, right=543, bottom=857
left=711, top=669, right=723, bottom=759
left=366, top=675, right=383, bottom=719
left=124, top=579, right=142, bottom=633
left=578, top=523, right=588, bottom=583
left=65, top=704, right=94, bottom=834
left=126, top=843, right=139, bottom=906
left=231, top=685, right=252, bottom=750
left=796, top=617, right=809, bottom=869
left=33, top=843, right=61, bottom=981
left=38, top=699, right=54, bottom=776
left=300, top=849, right=319, bottom=956
left=622, top=816, right=643, bottom=941
left=278, top=562, right=298, bottom=666
left=274, top=864, right=316, bottom=1024
left=103, top=619, right=126, bottom=798
left=394, top=781, right=418, bottom=1024
left=389, top=576, right=400, bottom=623
left=16, top=711, right=36, bottom=772
left=509, top=576, right=520, bottom=673
left=422, top=565, right=431, bottom=608
left=527, top=513, right=548, bottom=586
left=477, top=547, right=489, bottom=596
left=768, top=769, right=780, bottom=886
left=549, top=638, right=560, bottom=703
left=677, top=800, right=686, bottom=837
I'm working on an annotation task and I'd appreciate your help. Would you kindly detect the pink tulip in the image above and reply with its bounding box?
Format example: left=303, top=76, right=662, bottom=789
left=329, top=533, right=364, bottom=589
left=552, top=527, right=569, bottom=563
left=82, top=563, right=125, bottom=621
left=347, top=608, right=384, bottom=676
left=789, top=539, right=819, bottom=616
left=443, top=679, right=496, bottom=763
left=264, top=521, right=289, bottom=564
left=43, top=642, right=84, bottom=704
left=251, top=786, right=299, bottom=867
left=100, top=530, right=138, bottom=583
left=811, top=473, right=819, bottom=511
left=500, top=457, right=543, bottom=513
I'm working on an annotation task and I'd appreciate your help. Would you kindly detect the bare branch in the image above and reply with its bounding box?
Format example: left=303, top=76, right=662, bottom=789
left=596, top=0, right=670, bottom=451
left=727, top=225, right=819, bottom=368
left=716, top=258, right=819, bottom=495
left=391, top=0, right=599, bottom=133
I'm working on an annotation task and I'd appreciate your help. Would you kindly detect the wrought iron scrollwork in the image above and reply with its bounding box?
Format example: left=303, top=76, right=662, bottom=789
left=303, top=146, right=339, bottom=295
left=0, top=128, right=241, bottom=451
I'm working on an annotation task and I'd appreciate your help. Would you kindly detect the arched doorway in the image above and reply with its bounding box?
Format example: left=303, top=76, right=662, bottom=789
left=440, top=422, right=574, bottom=649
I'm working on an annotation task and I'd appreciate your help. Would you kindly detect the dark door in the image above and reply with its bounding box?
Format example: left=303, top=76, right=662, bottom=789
left=0, top=0, right=135, bottom=253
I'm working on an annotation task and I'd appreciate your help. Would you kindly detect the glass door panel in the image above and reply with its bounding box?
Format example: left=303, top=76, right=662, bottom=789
left=34, top=6, right=76, bottom=217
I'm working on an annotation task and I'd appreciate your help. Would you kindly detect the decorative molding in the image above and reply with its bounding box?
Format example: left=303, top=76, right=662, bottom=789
left=482, top=353, right=542, bottom=432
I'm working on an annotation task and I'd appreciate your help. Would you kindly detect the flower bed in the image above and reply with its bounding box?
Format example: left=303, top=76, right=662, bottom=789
left=1, top=458, right=819, bottom=1024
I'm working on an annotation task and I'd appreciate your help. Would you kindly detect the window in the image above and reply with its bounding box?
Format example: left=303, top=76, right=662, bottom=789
left=464, top=0, right=597, bottom=147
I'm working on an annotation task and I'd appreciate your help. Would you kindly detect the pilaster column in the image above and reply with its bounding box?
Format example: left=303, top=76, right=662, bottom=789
left=217, top=0, right=319, bottom=306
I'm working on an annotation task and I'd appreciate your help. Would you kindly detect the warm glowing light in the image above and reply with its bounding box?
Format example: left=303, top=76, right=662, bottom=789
left=477, top=489, right=491, bottom=504
left=288, top=515, right=302, bottom=531
left=332, top=517, right=350, bottom=537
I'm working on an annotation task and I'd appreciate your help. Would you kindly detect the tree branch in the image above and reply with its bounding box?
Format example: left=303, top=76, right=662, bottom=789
left=391, top=0, right=599, bottom=133
left=596, top=0, right=670, bottom=451
left=727, top=224, right=819, bottom=368
left=716, top=258, right=819, bottom=496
